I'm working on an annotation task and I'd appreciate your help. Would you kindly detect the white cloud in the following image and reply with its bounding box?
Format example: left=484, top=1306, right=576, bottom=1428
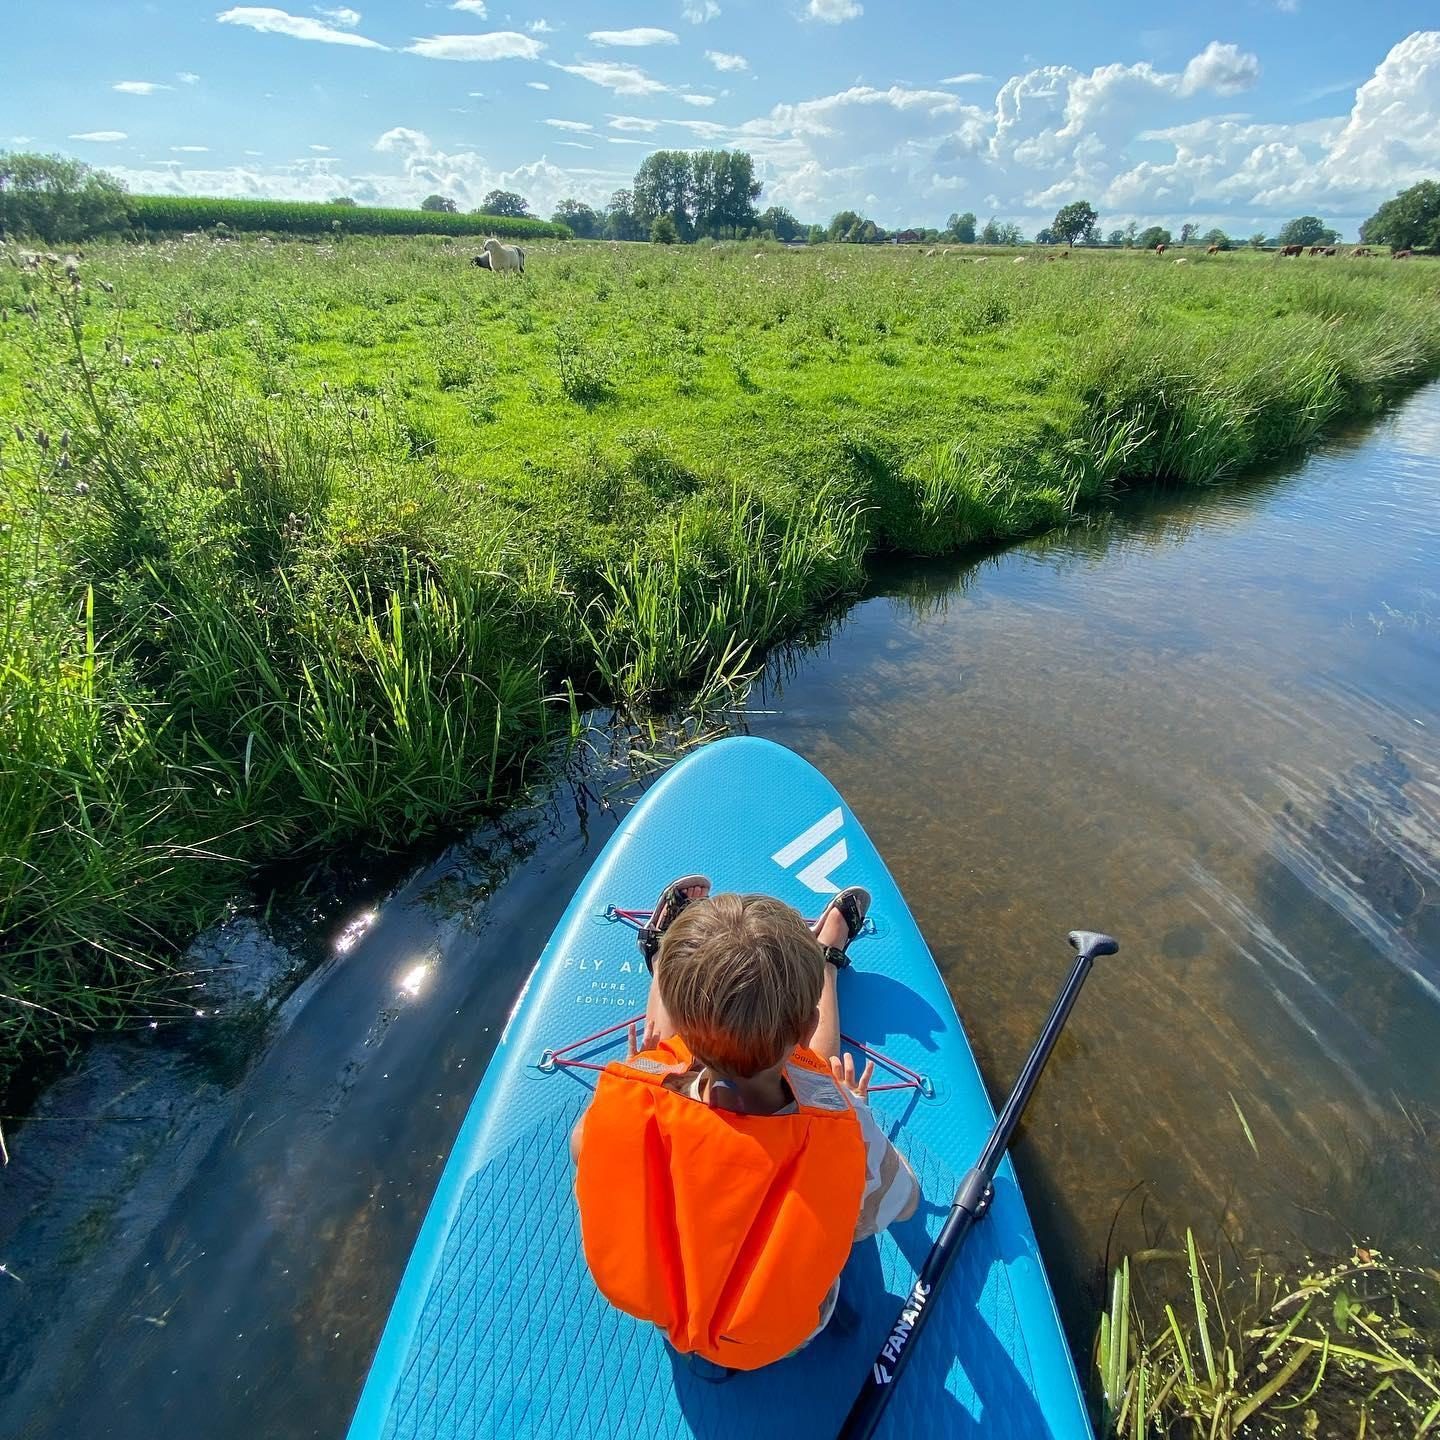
left=942, top=72, right=988, bottom=85
left=528, top=18, right=554, bottom=33
left=406, top=32, right=545, bottom=61
left=171, top=144, right=210, bottom=152
left=680, top=93, right=717, bottom=106
left=70, top=130, right=128, bottom=142
left=607, top=137, right=653, bottom=145
left=609, top=115, right=660, bottom=131
left=554, top=141, right=592, bottom=149
left=553, top=60, right=669, bottom=95
left=807, top=0, right=862, bottom=23
left=450, top=0, right=486, bottom=13
left=315, top=5, right=361, bottom=26
left=9, top=135, right=35, bottom=145
left=217, top=7, right=387, bottom=48
left=527, top=80, right=550, bottom=90
left=588, top=27, right=678, bottom=47
left=682, top=0, right=719, bottom=21
left=310, top=143, right=332, bottom=151
left=705, top=50, right=748, bottom=72
left=545, top=118, right=593, bottom=131
left=114, top=80, right=171, bottom=95
left=1180, top=41, right=1261, bottom=97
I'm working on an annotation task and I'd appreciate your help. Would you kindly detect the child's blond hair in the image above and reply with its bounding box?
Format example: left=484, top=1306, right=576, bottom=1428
left=656, top=893, right=824, bottom=1077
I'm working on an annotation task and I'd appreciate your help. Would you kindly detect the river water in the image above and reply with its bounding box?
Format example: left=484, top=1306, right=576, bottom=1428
left=3, top=385, right=1439, bottom=1438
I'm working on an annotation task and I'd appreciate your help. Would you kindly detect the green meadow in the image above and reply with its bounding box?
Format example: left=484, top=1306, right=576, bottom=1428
left=4, top=233, right=1440, bottom=1095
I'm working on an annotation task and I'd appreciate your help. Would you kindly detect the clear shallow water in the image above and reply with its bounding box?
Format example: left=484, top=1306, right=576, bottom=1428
left=2, top=387, right=1439, bottom=1437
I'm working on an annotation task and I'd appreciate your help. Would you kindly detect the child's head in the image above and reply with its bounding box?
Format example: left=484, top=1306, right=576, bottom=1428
left=656, top=893, right=824, bottom=1077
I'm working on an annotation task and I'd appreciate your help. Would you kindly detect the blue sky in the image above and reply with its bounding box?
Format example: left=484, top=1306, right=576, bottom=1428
left=5, top=2, right=1438, bottom=236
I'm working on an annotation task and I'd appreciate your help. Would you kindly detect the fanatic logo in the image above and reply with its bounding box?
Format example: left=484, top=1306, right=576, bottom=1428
left=771, top=807, right=847, bottom=895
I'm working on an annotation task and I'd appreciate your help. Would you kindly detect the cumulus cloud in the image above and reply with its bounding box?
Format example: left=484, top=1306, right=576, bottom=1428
left=406, top=31, right=545, bottom=61
left=807, top=0, right=862, bottom=23
left=114, top=80, right=170, bottom=95
left=1180, top=41, right=1261, bottom=97
left=178, top=72, right=201, bottom=84
left=682, top=0, right=719, bottom=21
left=217, top=7, right=387, bottom=47
left=552, top=60, right=669, bottom=95
left=315, top=5, right=361, bottom=25
left=680, top=93, right=717, bottom=106
left=588, top=27, right=678, bottom=47
left=70, top=130, right=128, bottom=142
left=450, top=0, right=486, bottom=13
left=706, top=50, right=748, bottom=72
left=528, top=18, right=554, bottom=32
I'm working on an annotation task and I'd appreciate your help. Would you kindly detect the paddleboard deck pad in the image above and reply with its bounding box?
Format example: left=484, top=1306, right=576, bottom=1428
left=347, top=737, right=1093, bottom=1439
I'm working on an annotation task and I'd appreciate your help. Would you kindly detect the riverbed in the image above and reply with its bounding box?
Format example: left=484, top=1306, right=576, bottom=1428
left=2, top=383, right=1438, bottom=1438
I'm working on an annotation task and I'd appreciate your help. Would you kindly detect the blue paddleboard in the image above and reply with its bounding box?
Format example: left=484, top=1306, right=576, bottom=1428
left=348, top=737, right=1094, bottom=1439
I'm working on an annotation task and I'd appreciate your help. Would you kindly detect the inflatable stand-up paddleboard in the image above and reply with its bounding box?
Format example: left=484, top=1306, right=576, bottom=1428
left=348, top=737, right=1094, bottom=1440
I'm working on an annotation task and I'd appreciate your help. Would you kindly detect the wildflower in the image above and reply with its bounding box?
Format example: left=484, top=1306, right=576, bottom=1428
left=59, top=430, right=70, bottom=450
left=151, top=357, right=162, bottom=370
left=35, top=428, right=49, bottom=451
left=58, top=453, right=71, bottom=472
left=74, top=479, right=89, bottom=495
left=122, top=354, right=133, bottom=367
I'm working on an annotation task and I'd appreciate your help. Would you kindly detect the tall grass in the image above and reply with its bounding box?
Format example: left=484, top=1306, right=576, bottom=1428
left=3, top=237, right=1440, bottom=1099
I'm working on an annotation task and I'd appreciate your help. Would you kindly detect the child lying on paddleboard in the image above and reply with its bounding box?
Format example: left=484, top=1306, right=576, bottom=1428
left=571, top=879, right=918, bottom=1371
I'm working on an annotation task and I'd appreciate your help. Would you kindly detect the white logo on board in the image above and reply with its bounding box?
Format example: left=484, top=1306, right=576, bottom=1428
left=771, top=807, right=847, bottom=895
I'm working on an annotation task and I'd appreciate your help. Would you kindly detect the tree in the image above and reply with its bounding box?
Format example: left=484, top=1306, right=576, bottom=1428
left=758, top=204, right=801, bottom=242
left=477, top=189, right=531, bottom=218
left=1034, top=227, right=1056, bottom=246
left=551, top=198, right=600, bottom=238
left=1051, top=199, right=1098, bottom=246
left=1201, top=228, right=1230, bottom=250
left=1248, top=232, right=1267, bottom=249
left=603, top=189, right=643, bottom=241
left=1137, top=225, right=1172, bottom=249
left=0, top=150, right=131, bottom=242
left=633, top=151, right=693, bottom=239
left=1124, top=220, right=1138, bottom=245
left=1179, top=221, right=1198, bottom=246
left=828, top=209, right=862, bottom=242
left=651, top=214, right=679, bottom=244
left=995, top=221, right=1024, bottom=246
left=979, top=215, right=1002, bottom=245
left=1277, top=215, right=1337, bottom=248
left=1081, top=222, right=1101, bottom=246
left=420, top=194, right=457, bottom=213
left=1361, top=181, right=1440, bottom=252
left=329, top=195, right=358, bottom=207
left=1107, top=228, right=1126, bottom=246
left=686, top=149, right=761, bottom=237
left=806, top=224, right=825, bottom=245
left=946, top=210, right=977, bottom=243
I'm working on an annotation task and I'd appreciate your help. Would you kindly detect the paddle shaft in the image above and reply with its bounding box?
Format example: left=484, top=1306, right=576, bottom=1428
left=836, top=930, right=1116, bottom=1440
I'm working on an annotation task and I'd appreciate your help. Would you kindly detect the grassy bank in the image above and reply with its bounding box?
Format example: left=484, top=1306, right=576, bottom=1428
left=3, top=236, right=1440, bottom=1099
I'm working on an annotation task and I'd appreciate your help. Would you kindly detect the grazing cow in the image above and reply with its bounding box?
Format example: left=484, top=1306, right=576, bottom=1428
left=470, top=251, right=493, bottom=270
left=1278, top=244, right=1304, bottom=257
left=1308, top=245, right=1324, bottom=256
left=1350, top=246, right=1373, bottom=257
left=1393, top=249, right=1414, bottom=260
left=1323, top=246, right=1337, bottom=256
left=1155, top=243, right=1167, bottom=255
left=481, top=236, right=525, bottom=274
left=1206, top=244, right=1221, bottom=255
left=1013, top=255, right=1027, bottom=264
left=1174, top=257, right=1189, bottom=265
left=975, top=256, right=990, bottom=263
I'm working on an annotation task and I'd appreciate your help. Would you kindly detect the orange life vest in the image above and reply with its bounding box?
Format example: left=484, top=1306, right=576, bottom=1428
left=575, top=1037, right=867, bottom=1370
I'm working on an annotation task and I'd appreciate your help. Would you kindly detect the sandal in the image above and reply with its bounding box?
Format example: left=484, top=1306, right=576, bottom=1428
left=813, top=886, right=871, bottom=970
left=639, top=874, right=712, bottom=973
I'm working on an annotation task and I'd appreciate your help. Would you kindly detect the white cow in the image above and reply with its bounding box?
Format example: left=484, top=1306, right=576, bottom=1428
left=482, top=237, right=526, bottom=274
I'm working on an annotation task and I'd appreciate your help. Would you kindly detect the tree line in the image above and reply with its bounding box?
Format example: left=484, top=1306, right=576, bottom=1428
left=4, top=146, right=1440, bottom=254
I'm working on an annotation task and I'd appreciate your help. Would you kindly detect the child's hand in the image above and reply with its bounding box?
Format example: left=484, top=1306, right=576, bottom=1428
left=626, top=1020, right=658, bottom=1056
left=829, top=1052, right=875, bottom=1101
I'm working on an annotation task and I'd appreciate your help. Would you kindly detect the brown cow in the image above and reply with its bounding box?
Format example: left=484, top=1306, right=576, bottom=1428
left=1323, top=246, right=1337, bottom=256
left=1278, top=244, right=1304, bottom=257
left=1206, top=244, right=1220, bottom=255
left=1350, top=246, right=1373, bottom=257
left=1155, top=242, right=1167, bottom=255
left=1393, top=249, right=1414, bottom=259
left=1307, top=245, right=1324, bottom=256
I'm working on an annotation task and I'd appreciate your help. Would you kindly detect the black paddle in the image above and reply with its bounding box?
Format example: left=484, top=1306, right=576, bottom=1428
left=836, top=928, right=1119, bottom=1440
